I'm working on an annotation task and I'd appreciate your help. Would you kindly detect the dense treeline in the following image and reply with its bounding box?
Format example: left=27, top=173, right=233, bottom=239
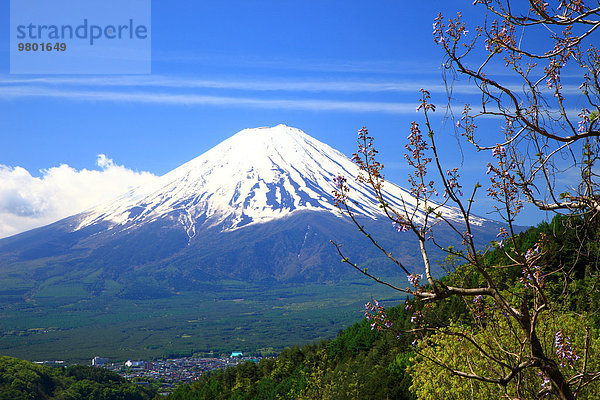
left=0, top=356, right=157, bottom=400
left=167, top=215, right=600, bottom=399
left=168, top=310, right=415, bottom=400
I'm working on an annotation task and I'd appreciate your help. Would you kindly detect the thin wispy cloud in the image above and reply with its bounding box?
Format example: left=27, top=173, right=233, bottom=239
left=0, top=85, right=420, bottom=114
left=0, top=71, right=586, bottom=118
left=1, top=75, right=459, bottom=94
left=0, top=75, right=583, bottom=95
left=0, top=83, right=585, bottom=117
left=150, top=52, right=440, bottom=75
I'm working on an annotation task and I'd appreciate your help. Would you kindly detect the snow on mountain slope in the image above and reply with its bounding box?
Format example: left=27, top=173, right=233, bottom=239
left=74, top=124, right=482, bottom=236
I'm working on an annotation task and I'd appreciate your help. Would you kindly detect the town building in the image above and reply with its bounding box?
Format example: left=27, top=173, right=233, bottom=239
left=92, top=357, right=109, bottom=366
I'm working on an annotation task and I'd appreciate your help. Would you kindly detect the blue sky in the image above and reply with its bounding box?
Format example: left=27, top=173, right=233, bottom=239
left=0, top=0, right=581, bottom=237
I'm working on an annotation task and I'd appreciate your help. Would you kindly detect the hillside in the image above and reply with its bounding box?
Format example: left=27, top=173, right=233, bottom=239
left=166, top=215, right=600, bottom=399
left=0, top=356, right=157, bottom=400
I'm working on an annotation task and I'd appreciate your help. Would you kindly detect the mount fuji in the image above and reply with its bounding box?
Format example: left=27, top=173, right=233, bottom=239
left=73, top=124, right=480, bottom=236
left=0, top=124, right=499, bottom=287
left=0, top=125, right=504, bottom=360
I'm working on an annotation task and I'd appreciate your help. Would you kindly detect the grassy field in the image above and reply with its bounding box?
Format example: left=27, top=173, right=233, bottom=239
left=0, top=279, right=401, bottom=363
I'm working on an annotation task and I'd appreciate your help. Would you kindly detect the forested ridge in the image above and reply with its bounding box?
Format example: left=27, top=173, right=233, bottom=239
left=167, top=215, right=600, bottom=399
left=0, top=356, right=157, bottom=400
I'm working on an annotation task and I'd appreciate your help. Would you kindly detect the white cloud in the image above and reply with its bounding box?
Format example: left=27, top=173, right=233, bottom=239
left=0, top=155, right=158, bottom=239
left=0, top=74, right=582, bottom=95
left=0, top=76, right=583, bottom=114
left=0, top=75, right=447, bottom=93
left=0, top=85, right=420, bottom=114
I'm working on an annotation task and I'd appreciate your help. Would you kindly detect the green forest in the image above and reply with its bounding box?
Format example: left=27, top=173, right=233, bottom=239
left=2, top=216, right=598, bottom=399
left=165, top=216, right=600, bottom=399
left=0, top=356, right=157, bottom=399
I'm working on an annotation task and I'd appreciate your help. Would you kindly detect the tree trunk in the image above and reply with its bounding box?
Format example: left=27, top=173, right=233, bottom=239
left=518, top=301, right=575, bottom=400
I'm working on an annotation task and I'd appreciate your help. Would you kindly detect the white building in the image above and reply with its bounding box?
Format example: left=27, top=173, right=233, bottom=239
left=125, top=359, right=145, bottom=368
left=92, top=357, right=109, bottom=366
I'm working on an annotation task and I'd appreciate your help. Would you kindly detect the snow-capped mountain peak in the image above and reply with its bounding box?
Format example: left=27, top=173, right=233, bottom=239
left=74, top=125, right=475, bottom=236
